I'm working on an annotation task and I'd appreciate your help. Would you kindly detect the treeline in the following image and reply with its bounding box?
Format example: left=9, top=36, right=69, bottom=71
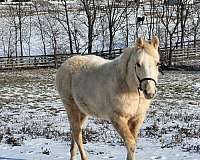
left=0, top=0, right=199, bottom=66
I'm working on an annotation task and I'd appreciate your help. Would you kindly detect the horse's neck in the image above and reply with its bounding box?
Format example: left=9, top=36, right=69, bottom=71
left=114, top=48, right=139, bottom=93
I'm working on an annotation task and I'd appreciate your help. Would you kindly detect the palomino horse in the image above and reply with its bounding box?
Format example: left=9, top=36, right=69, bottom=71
left=56, top=36, right=160, bottom=160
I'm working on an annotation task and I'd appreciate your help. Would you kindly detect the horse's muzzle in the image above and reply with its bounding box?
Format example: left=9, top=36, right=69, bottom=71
left=137, top=78, right=157, bottom=99
left=143, top=89, right=156, bottom=99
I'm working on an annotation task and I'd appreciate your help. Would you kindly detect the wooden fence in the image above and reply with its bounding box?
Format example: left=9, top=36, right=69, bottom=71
left=0, top=54, right=66, bottom=70
left=0, top=48, right=199, bottom=70
left=0, top=49, right=122, bottom=70
left=160, top=47, right=200, bottom=62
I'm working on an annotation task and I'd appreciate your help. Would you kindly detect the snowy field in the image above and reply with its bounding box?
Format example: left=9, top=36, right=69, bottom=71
left=0, top=69, right=199, bottom=160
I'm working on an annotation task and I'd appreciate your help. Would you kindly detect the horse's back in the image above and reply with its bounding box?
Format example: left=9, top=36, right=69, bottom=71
left=59, top=55, right=106, bottom=73
left=56, top=55, right=108, bottom=108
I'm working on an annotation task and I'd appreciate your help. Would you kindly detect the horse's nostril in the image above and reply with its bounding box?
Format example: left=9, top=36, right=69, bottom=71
left=150, top=92, right=156, bottom=98
left=144, top=91, right=155, bottom=99
left=144, top=90, right=148, bottom=95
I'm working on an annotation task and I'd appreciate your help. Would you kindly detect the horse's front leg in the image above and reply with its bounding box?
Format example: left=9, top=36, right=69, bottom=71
left=128, top=114, right=146, bottom=142
left=125, top=115, right=145, bottom=160
left=111, top=114, right=136, bottom=160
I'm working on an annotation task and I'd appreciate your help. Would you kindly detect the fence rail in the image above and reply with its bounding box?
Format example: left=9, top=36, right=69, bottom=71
left=0, top=48, right=199, bottom=70
left=160, top=47, right=200, bottom=62
left=0, top=49, right=122, bottom=70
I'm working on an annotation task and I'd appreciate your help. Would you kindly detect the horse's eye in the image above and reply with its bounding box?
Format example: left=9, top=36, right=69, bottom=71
left=136, top=63, right=141, bottom=67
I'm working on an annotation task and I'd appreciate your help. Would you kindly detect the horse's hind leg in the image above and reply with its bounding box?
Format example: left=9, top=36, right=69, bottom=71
left=66, top=100, right=88, bottom=160
left=73, top=113, right=88, bottom=160
left=70, top=137, right=77, bottom=160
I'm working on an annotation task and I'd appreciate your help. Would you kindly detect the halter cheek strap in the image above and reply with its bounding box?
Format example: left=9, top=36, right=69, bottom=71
left=135, top=66, right=157, bottom=91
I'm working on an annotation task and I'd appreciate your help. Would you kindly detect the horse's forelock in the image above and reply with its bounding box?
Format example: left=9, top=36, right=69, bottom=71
left=139, top=42, right=159, bottom=59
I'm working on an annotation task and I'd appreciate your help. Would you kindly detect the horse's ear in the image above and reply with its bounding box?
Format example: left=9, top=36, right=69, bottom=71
left=151, top=36, right=159, bottom=49
left=136, top=37, right=144, bottom=49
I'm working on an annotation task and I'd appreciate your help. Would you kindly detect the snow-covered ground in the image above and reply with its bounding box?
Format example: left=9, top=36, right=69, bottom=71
left=0, top=137, right=199, bottom=160
left=0, top=69, right=199, bottom=160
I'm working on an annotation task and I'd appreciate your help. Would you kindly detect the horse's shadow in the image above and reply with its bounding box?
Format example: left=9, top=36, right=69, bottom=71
left=0, top=157, right=26, bottom=160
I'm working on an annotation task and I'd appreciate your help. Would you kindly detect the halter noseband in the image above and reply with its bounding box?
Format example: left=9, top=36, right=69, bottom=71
left=135, top=65, right=157, bottom=91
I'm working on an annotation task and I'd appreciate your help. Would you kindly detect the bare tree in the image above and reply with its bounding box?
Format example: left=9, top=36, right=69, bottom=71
left=124, top=1, right=136, bottom=47
left=33, top=1, right=47, bottom=55
left=6, top=2, right=28, bottom=57
left=8, top=5, right=18, bottom=57
left=0, top=29, right=6, bottom=57
left=71, top=21, right=83, bottom=54
left=80, top=0, right=97, bottom=54
left=192, top=6, right=200, bottom=48
left=26, top=4, right=32, bottom=56
left=52, top=0, right=74, bottom=54
left=17, top=2, right=24, bottom=57
left=98, top=12, right=107, bottom=52
left=44, top=11, right=61, bottom=67
left=179, top=0, right=190, bottom=48
left=105, top=0, right=132, bottom=54
left=61, top=0, right=74, bottom=54
left=159, top=3, right=180, bottom=66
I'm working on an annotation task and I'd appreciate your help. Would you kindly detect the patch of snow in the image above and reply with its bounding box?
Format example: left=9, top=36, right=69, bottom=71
left=0, top=138, right=199, bottom=160
left=193, top=83, right=200, bottom=91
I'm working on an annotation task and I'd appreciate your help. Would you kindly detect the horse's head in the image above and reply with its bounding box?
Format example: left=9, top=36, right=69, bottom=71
left=130, top=36, right=160, bottom=99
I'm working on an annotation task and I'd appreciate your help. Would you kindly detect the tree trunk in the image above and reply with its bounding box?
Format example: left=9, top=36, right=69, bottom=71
left=14, top=25, right=18, bottom=57
left=81, top=0, right=96, bottom=54
left=53, top=35, right=58, bottom=68
left=88, top=24, right=93, bottom=54
left=28, top=5, right=32, bottom=57
left=35, top=3, right=47, bottom=55
left=18, top=3, right=23, bottom=57
left=168, top=34, right=173, bottom=67
left=180, top=4, right=184, bottom=48
left=63, top=0, right=73, bottom=54
left=109, top=25, right=113, bottom=54
left=194, top=29, right=197, bottom=48
left=125, top=1, right=128, bottom=47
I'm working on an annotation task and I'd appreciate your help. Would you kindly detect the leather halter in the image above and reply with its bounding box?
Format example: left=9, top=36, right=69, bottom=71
left=135, top=65, right=157, bottom=91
